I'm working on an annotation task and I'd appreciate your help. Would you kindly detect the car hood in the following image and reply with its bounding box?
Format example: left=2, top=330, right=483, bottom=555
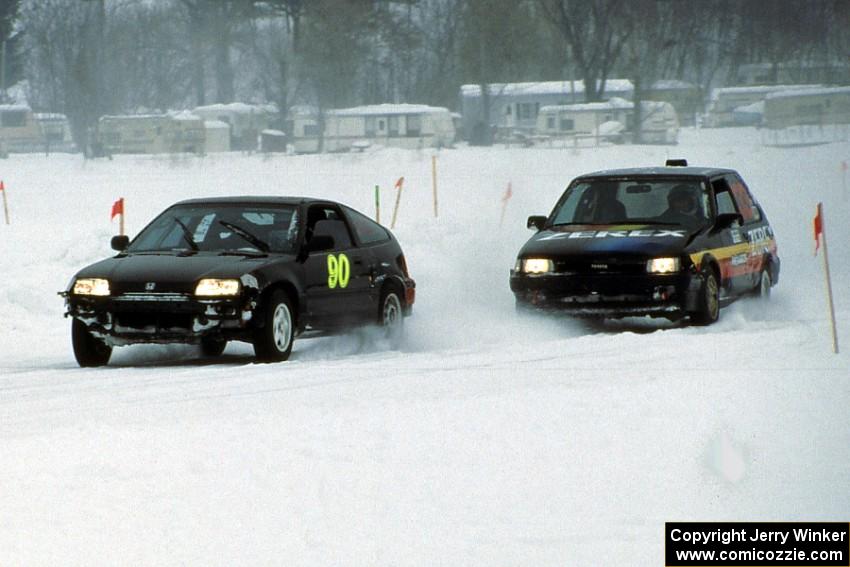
left=518, top=224, right=694, bottom=259
left=72, top=252, right=288, bottom=294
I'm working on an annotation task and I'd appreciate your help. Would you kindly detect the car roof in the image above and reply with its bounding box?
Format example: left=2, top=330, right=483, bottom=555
left=576, top=166, right=738, bottom=179
left=172, top=196, right=330, bottom=207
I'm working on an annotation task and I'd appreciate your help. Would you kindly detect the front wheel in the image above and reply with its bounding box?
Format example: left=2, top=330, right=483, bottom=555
left=691, top=271, right=720, bottom=326
left=71, top=318, right=112, bottom=367
left=253, top=290, right=295, bottom=362
left=757, top=268, right=772, bottom=300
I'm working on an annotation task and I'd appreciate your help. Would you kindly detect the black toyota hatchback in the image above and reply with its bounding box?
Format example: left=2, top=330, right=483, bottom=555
left=510, top=161, right=779, bottom=324
left=61, top=197, right=415, bottom=366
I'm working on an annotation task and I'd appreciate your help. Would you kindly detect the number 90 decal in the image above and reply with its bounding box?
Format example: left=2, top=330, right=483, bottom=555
left=327, top=253, right=351, bottom=289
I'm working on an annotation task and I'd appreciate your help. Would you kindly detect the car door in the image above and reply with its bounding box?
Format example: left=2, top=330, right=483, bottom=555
left=302, top=204, right=373, bottom=328
left=727, top=173, right=771, bottom=291
left=710, top=176, right=751, bottom=295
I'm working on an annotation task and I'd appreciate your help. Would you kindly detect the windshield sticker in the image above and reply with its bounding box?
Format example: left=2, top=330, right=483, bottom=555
left=193, top=213, right=215, bottom=242
left=539, top=229, right=686, bottom=241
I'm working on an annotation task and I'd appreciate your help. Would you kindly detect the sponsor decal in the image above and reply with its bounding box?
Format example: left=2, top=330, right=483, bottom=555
left=539, top=229, right=686, bottom=241
left=327, top=253, right=350, bottom=289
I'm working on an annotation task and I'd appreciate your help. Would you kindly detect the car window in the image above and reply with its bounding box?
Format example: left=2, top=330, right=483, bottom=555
left=712, top=178, right=739, bottom=217
left=550, top=179, right=709, bottom=228
left=344, top=206, right=390, bottom=245
left=129, top=204, right=300, bottom=253
left=728, top=174, right=761, bottom=223
left=306, top=204, right=355, bottom=250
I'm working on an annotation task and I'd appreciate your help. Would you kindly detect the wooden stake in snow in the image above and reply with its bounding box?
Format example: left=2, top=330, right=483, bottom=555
left=390, top=176, right=404, bottom=229
left=499, top=181, right=513, bottom=227
left=374, top=184, right=381, bottom=224
left=814, top=202, right=839, bottom=354
left=431, top=155, right=438, bottom=218
left=111, top=197, right=125, bottom=236
left=0, top=180, right=8, bottom=225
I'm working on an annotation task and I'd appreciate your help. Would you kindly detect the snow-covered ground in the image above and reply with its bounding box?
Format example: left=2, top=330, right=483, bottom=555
left=1, top=128, right=848, bottom=566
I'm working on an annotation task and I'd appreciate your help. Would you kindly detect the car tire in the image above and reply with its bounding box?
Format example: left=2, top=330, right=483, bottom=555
left=691, top=270, right=720, bottom=326
left=200, top=336, right=227, bottom=357
left=378, top=286, right=404, bottom=348
left=71, top=318, right=112, bottom=367
left=757, top=267, right=772, bottom=300
left=253, top=290, right=295, bottom=362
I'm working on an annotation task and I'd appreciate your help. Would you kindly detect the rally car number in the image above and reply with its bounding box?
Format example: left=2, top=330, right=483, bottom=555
left=327, top=253, right=350, bottom=289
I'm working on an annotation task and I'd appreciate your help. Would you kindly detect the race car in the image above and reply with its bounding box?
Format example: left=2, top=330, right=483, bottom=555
left=510, top=160, right=779, bottom=324
left=61, top=197, right=415, bottom=366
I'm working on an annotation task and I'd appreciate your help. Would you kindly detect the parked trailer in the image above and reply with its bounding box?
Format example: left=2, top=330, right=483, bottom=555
left=762, top=86, right=850, bottom=146
left=98, top=112, right=206, bottom=155
left=535, top=99, right=678, bottom=144
left=192, top=103, right=276, bottom=151
left=703, top=84, right=822, bottom=127
left=291, top=104, right=455, bottom=153
left=0, top=105, right=45, bottom=153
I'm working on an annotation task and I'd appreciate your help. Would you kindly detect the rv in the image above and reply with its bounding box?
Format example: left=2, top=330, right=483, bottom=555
left=763, top=86, right=850, bottom=129
left=292, top=104, right=455, bottom=153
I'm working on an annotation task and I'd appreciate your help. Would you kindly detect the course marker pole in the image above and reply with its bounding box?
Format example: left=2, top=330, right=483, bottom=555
left=431, top=155, right=438, bottom=218
left=375, top=184, right=381, bottom=224
left=499, top=181, right=513, bottom=227
left=390, top=176, right=404, bottom=229
left=111, top=197, right=125, bottom=236
left=814, top=202, right=838, bottom=354
left=0, top=180, right=8, bottom=225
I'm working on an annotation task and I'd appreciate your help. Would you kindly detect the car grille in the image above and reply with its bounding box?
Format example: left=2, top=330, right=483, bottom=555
left=114, top=311, right=194, bottom=331
left=553, top=257, right=646, bottom=275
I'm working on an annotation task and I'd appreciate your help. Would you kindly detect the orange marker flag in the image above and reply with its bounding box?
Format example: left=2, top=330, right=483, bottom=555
left=390, top=177, right=404, bottom=229
left=111, top=197, right=125, bottom=236
left=813, top=203, right=822, bottom=256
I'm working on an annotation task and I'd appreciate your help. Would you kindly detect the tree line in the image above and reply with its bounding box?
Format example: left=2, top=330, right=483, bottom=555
left=2, top=0, right=848, bottom=148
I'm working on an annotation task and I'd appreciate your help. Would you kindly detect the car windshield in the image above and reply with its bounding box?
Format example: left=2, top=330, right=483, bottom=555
left=128, top=204, right=300, bottom=254
left=549, top=178, right=711, bottom=229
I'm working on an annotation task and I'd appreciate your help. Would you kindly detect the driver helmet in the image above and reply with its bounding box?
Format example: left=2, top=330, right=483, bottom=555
left=668, top=184, right=698, bottom=214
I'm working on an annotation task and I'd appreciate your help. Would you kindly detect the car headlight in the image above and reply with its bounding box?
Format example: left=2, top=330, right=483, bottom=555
left=72, top=278, right=111, bottom=296
left=521, top=258, right=554, bottom=274
left=646, top=257, right=680, bottom=274
left=195, top=278, right=241, bottom=297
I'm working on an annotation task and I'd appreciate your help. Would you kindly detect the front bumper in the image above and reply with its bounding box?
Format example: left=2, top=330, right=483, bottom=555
left=510, top=270, right=702, bottom=318
left=62, top=291, right=257, bottom=346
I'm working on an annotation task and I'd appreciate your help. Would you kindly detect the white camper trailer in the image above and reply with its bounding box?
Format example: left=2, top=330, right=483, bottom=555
left=98, top=112, right=205, bottom=155
left=704, top=85, right=823, bottom=127
left=292, top=104, right=455, bottom=153
left=192, top=103, right=276, bottom=151
left=535, top=99, right=678, bottom=144
left=0, top=105, right=44, bottom=152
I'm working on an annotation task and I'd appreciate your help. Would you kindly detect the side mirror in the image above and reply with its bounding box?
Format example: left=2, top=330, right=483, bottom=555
left=527, top=215, right=547, bottom=231
left=305, top=234, right=334, bottom=253
left=111, top=235, right=130, bottom=251
left=713, top=213, right=743, bottom=231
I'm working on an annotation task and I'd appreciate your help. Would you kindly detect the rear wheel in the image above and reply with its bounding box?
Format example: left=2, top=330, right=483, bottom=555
left=71, top=318, right=112, bottom=367
left=253, top=290, right=295, bottom=362
left=378, top=286, right=404, bottom=348
left=691, top=270, right=720, bottom=326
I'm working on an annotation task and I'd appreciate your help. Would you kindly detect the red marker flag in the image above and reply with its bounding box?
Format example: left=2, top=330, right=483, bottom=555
left=0, top=180, right=4, bottom=191
left=111, top=197, right=124, bottom=220
left=813, top=203, right=823, bottom=256
left=394, top=176, right=404, bottom=190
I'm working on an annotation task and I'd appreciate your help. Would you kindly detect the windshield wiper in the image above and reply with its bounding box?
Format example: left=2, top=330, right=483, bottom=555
left=218, top=220, right=270, bottom=252
left=218, top=249, right=267, bottom=258
left=173, top=218, right=199, bottom=251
